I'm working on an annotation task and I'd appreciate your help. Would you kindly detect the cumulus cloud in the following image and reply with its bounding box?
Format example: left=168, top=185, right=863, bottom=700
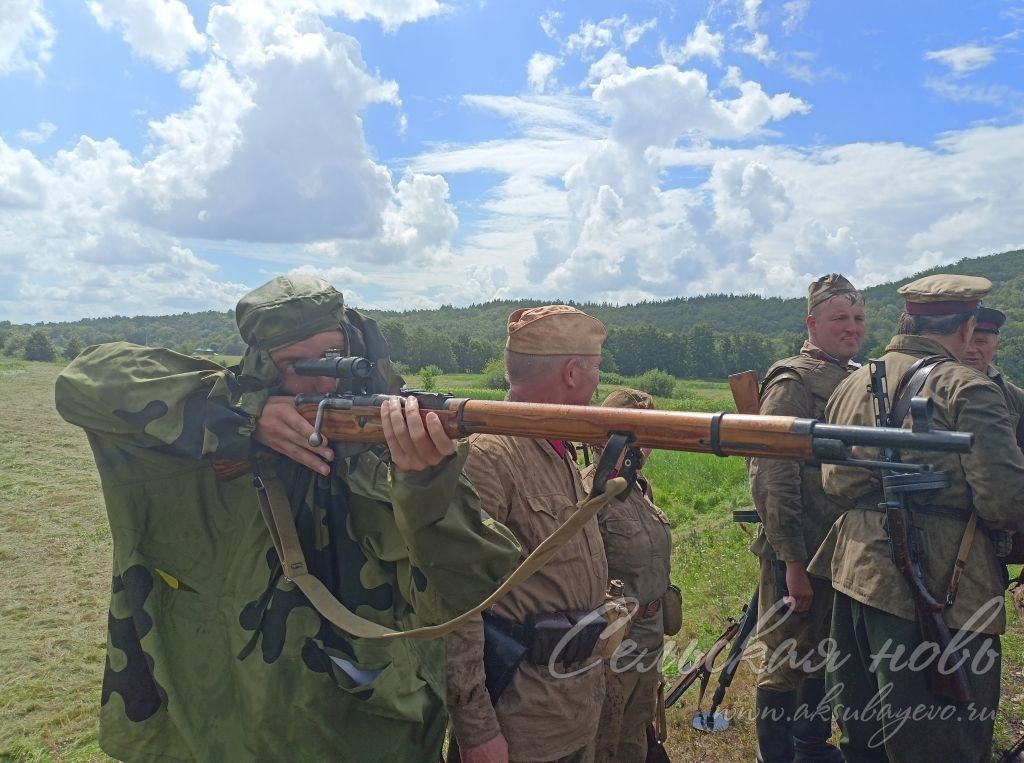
left=925, top=44, right=996, bottom=75
left=0, top=1, right=463, bottom=321
left=0, top=0, right=55, bottom=76
left=593, top=64, right=808, bottom=147
left=527, top=52, right=560, bottom=93
left=661, top=22, right=725, bottom=67
left=88, top=0, right=206, bottom=70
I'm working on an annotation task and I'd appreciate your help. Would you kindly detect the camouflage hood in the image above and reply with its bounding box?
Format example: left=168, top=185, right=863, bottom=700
left=235, top=275, right=403, bottom=397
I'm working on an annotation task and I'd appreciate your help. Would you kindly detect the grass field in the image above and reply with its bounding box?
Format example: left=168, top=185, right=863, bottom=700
left=2, top=360, right=1023, bottom=760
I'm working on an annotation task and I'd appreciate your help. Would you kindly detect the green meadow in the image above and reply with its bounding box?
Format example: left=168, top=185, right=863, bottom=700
left=2, top=361, right=1022, bottom=760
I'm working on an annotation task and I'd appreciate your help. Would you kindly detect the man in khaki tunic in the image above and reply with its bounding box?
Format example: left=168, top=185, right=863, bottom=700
left=809, top=274, right=1024, bottom=762
left=963, top=306, right=1024, bottom=438
left=748, top=273, right=864, bottom=763
left=580, top=389, right=673, bottom=763
left=447, top=306, right=609, bottom=763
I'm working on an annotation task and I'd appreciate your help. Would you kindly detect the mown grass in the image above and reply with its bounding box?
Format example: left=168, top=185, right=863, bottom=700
left=3, top=363, right=1022, bottom=760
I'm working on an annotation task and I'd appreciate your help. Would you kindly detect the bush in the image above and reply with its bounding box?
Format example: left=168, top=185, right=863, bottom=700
left=24, top=330, right=56, bottom=362
left=482, top=358, right=509, bottom=390
left=635, top=369, right=675, bottom=398
left=63, top=336, right=83, bottom=361
left=599, top=372, right=629, bottom=386
left=417, top=364, right=443, bottom=391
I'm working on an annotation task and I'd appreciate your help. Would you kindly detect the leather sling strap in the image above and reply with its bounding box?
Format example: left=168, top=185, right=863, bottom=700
left=888, top=354, right=977, bottom=608
left=252, top=464, right=627, bottom=640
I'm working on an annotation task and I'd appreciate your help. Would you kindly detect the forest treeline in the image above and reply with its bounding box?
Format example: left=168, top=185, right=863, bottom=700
left=4, top=249, right=1023, bottom=383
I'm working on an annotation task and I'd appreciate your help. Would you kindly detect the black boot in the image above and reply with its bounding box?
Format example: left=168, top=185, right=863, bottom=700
left=793, top=679, right=843, bottom=763
left=755, top=688, right=798, bottom=763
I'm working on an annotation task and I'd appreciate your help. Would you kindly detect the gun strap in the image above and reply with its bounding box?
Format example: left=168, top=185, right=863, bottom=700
left=251, top=460, right=627, bottom=640
left=888, top=354, right=979, bottom=611
left=945, top=512, right=978, bottom=607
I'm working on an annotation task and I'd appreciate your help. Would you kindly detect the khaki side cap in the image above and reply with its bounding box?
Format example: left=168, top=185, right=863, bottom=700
left=506, top=305, right=607, bottom=356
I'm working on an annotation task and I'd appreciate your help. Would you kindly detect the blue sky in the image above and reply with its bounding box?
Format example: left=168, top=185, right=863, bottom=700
left=1, top=0, right=1022, bottom=322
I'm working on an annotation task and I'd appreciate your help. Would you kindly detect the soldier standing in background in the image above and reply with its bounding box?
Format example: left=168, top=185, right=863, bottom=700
left=962, top=306, right=1024, bottom=439
left=447, top=306, right=609, bottom=763
left=810, top=275, right=1024, bottom=762
left=581, top=388, right=675, bottom=763
left=55, top=275, right=520, bottom=762
left=748, top=274, right=865, bottom=763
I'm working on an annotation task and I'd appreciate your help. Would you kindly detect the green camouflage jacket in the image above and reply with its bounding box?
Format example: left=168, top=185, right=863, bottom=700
left=55, top=342, right=519, bottom=762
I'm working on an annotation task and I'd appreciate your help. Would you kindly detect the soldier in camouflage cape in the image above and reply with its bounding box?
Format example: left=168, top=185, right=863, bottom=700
left=55, top=275, right=520, bottom=762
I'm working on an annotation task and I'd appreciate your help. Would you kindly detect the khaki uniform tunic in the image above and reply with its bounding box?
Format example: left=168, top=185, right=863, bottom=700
left=809, top=335, right=1024, bottom=635
left=447, top=435, right=608, bottom=761
left=749, top=341, right=854, bottom=564
left=581, top=466, right=672, bottom=763
left=748, top=342, right=854, bottom=691
left=990, top=365, right=1024, bottom=443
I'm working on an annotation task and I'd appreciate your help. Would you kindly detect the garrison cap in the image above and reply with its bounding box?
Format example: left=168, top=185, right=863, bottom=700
left=975, top=307, right=1007, bottom=335
left=601, top=387, right=654, bottom=410
left=506, top=305, right=607, bottom=356
left=808, top=273, right=859, bottom=312
left=897, top=274, right=991, bottom=316
left=236, top=275, right=345, bottom=351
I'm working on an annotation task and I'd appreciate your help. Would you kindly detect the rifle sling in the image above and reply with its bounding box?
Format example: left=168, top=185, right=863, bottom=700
left=251, top=460, right=627, bottom=641
left=887, top=354, right=978, bottom=610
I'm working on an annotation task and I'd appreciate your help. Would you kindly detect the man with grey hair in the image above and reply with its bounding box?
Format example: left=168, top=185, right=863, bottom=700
left=748, top=274, right=864, bottom=763
left=962, top=306, right=1024, bottom=443
left=447, top=305, right=610, bottom=763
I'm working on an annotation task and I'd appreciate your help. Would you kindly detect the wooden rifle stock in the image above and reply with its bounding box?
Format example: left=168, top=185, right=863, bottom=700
left=728, top=370, right=761, bottom=415
left=664, top=619, right=740, bottom=708
left=885, top=507, right=974, bottom=703
left=295, top=395, right=823, bottom=459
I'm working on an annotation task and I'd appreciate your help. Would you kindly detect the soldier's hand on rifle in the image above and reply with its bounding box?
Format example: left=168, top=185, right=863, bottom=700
left=254, top=395, right=335, bottom=476
left=784, top=562, right=814, bottom=613
left=381, top=396, right=457, bottom=472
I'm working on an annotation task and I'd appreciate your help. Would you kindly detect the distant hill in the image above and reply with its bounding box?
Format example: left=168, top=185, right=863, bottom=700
left=4, top=248, right=1022, bottom=381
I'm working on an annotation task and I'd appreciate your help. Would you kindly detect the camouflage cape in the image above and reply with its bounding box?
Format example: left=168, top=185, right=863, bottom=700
left=56, top=341, right=520, bottom=762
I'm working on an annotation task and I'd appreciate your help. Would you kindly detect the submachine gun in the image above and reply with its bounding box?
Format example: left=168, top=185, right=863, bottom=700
left=868, top=359, right=975, bottom=703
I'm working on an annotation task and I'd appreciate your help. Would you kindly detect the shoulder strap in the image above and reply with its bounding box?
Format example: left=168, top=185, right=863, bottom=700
left=251, top=463, right=627, bottom=641
left=886, top=355, right=978, bottom=609
left=888, top=355, right=949, bottom=427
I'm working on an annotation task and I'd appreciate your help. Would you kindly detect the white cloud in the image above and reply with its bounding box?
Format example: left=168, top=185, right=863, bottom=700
left=782, top=0, right=810, bottom=34
left=0, top=2, right=463, bottom=321
left=661, top=22, right=725, bottom=67
left=16, top=120, right=56, bottom=145
left=311, top=0, right=450, bottom=32
left=925, top=44, right=996, bottom=75
left=527, top=52, right=560, bottom=93
left=593, top=64, right=808, bottom=148
left=88, top=0, right=206, bottom=70
left=563, top=15, right=655, bottom=59
left=742, top=31, right=776, bottom=62
left=0, top=0, right=55, bottom=76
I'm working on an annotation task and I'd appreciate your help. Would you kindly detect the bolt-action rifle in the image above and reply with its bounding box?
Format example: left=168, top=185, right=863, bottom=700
left=868, top=359, right=974, bottom=704
left=286, top=355, right=973, bottom=470
left=663, top=588, right=759, bottom=728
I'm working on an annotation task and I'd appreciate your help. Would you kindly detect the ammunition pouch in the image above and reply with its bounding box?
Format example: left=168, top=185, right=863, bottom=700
left=661, top=584, right=683, bottom=637
left=483, top=610, right=606, bottom=668
left=482, top=612, right=527, bottom=705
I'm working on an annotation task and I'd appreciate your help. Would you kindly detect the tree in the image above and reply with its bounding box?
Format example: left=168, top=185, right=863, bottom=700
left=24, top=330, right=56, bottom=361
left=63, top=336, right=83, bottom=361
